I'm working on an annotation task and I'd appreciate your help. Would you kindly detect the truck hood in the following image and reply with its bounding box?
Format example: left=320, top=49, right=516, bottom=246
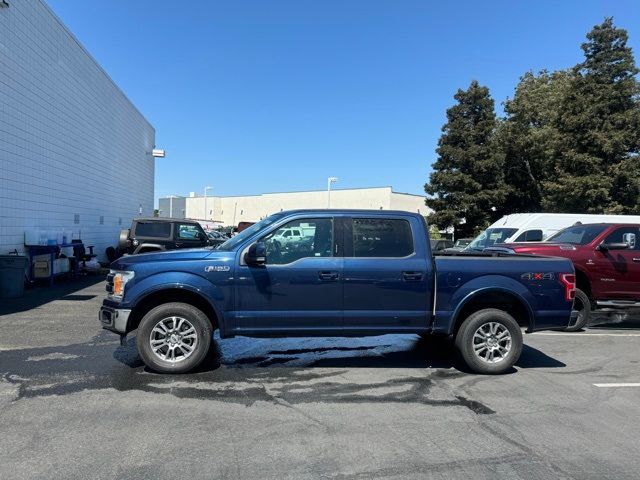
left=491, top=242, right=579, bottom=254
left=111, top=248, right=228, bottom=269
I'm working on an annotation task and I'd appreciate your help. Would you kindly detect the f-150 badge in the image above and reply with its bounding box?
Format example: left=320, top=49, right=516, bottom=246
left=205, top=266, right=230, bottom=272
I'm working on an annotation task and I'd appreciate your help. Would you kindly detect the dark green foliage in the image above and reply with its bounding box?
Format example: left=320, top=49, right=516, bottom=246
left=425, top=81, right=506, bottom=236
left=427, top=18, right=640, bottom=226
left=543, top=18, right=640, bottom=213
left=496, top=70, right=573, bottom=213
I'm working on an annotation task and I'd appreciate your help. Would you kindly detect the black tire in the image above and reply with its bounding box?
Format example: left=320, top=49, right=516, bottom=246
left=455, top=308, right=523, bottom=374
left=136, top=302, right=213, bottom=374
left=565, top=288, right=591, bottom=332
left=118, top=229, right=130, bottom=250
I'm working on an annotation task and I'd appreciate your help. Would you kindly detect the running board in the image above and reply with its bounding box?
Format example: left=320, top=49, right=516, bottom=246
left=596, top=300, right=640, bottom=309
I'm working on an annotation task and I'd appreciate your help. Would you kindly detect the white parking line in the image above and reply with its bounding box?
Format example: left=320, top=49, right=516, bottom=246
left=535, top=332, right=640, bottom=337
left=593, top=383, right=640, bottom=388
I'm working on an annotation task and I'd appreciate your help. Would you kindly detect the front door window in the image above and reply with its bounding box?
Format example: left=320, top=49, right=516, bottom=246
left=262, top=218, right=333, bottom=265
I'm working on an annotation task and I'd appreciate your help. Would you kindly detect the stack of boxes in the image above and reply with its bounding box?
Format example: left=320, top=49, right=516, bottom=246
left=32, top=255, right=70, bottom=278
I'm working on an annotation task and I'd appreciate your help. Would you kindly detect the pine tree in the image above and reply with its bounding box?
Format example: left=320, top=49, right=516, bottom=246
left=496, top=70, right=573, bottom=213
left=425, top=81, right=506, bottom=236
left=543, top=18, right=640, bottom=213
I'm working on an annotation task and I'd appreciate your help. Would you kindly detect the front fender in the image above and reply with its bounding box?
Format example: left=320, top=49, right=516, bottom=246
left=133, top=244, right=165, bottom=254
left=434, top=275, right=536, bottom=334
left=124, top=271, right=225, bottom=330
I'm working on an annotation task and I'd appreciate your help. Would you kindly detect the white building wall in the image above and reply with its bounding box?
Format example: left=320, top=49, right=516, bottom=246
left=390, top=192, right=429, bottom=216
left=0, top=1, right=155, bottom=261
left=176, top=187, right=429, bottom=225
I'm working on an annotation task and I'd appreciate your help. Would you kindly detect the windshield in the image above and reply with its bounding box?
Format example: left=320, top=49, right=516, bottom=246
left=546, top=224, right=608, bottom=245
left=466, top=228, right=518, bottom=250
left=216, top=213, right=286, bottom=251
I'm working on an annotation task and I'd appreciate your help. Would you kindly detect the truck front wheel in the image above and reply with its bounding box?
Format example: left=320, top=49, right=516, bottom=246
left=136, top=302, right=213, bottom=373
left=455, top=309, right=523, bottom=374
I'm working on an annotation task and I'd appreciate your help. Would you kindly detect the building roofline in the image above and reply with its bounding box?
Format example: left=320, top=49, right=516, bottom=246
left=159, top=186, right=426, bottom=200
left=38, top=0, right=154, bottom=131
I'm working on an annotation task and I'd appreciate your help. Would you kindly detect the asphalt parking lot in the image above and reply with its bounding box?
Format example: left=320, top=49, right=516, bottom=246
left=1, top=278, right=639, bottom=480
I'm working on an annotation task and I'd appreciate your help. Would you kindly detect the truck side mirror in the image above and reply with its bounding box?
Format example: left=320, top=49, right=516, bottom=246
left=597, top=242, right=630, bottom=252
left=623, top=233, right=636, bottom=249
left=245, top=242, right=266, bottom=266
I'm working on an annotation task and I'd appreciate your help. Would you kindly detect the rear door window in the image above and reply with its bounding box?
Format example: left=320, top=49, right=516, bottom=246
left=352, top=218, right=414, bottom=257
left=134, top=222, right=172, bottom=238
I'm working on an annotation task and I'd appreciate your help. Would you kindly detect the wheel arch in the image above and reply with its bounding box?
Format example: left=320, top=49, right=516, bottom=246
left=127, top=287, right=220, bottom=335
left=134, top=244, right=165, bottom=254
left=451, top=288, right=534, bottom=336
left=574, top=266, right=592, bottom=298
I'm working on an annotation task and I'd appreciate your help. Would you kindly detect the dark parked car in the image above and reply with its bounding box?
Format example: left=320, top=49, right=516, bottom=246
left=118, top=218, right=213, bottom=255
left=443, top=238, right=473, bottom=253
left=207, top=230, right=228, bottom=246
left=101, top=209, right=576, bottom=375
left=430, top=239, right=454, bottom=252
left=452, top=238, right=473, bottom=250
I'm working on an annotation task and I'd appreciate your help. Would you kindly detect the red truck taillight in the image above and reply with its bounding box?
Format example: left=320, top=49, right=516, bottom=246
left=560, top=273, right=576, bottom=301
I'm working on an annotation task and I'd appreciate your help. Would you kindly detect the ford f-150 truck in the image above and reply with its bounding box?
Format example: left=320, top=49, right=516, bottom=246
left=489, top=223, right=640, bottom=331
left=99, top=210, right=576, bottom=374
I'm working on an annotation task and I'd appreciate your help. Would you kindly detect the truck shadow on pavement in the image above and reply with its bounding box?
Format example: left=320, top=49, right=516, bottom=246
left=112, top=334, right=564, bottom=372
left=0, top=331, right=567, bottom=415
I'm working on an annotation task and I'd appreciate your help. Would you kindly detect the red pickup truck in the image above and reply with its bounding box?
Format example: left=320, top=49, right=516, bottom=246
left=491, top=223, right=640, bottom=331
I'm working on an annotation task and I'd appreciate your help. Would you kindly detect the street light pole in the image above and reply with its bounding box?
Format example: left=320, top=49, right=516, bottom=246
left=327, top=177, right=338, bottom=208
left=204, top=186, right=213, bottom=221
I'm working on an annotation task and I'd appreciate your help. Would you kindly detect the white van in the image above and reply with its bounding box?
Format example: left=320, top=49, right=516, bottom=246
left=465, top=213, right=640, bottom=251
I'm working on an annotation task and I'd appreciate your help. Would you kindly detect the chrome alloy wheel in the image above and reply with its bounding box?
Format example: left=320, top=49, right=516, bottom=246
left=472, top=322, right=512, bottom=364
left=149, top=316, right=198, bottom=363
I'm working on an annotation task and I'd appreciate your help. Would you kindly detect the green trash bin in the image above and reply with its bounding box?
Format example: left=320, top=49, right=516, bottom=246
left=0, top=255, right=28, bottom=298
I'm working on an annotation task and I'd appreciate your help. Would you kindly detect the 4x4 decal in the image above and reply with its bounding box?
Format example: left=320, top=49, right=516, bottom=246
left=521, top=272, right=555, bottom=281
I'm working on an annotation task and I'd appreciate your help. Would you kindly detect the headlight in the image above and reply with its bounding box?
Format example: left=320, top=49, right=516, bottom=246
left=108, top=270, right=135, bottom=301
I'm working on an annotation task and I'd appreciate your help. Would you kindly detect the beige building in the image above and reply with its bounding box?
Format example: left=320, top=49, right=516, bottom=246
left=158, top=187, right=429, bottom=226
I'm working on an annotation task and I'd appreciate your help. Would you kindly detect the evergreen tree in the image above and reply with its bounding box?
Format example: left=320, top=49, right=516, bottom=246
left=496, top=70, right=573, bottom=213
left=544, top=18, right=640, bottom=213
left=425, top=81, right=506, bottom=236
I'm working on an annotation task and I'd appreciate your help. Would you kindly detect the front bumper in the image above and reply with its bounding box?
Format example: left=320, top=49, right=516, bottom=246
left=99, top=306, right=131, bottom=334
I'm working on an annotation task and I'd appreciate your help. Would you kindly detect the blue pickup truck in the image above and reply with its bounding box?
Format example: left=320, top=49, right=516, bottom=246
left=100, top=210, right=576, bottom=374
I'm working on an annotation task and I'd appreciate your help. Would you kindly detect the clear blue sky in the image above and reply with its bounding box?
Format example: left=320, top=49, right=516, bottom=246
left=46, top=0, right=639, bottom=205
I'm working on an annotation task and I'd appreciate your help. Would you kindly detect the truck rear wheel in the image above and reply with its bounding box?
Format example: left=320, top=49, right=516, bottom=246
left=455, top=309, right=523, bottom=374
left=136, top=302, right=213, bottom=373
left=564, top=288, right=590, bottom=332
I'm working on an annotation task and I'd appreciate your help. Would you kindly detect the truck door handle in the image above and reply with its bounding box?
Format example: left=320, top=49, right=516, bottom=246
left=402, top=271, right=424, bottom=281
left=175, top=242, right=183, bottom=247
left=633, top=258, right=640, bottom=262
left=318, top=271, right=340, bottom=281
